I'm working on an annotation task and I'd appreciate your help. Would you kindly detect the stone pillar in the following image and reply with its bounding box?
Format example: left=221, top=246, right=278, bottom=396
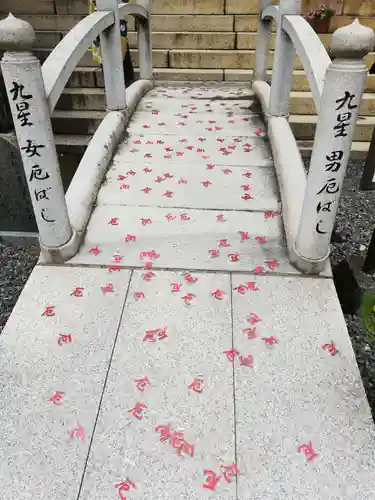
left=294, top=19, right=375, bottom=273
left=96, top=0, right=127, bottom=110
left=0, top=14, right=73, bottom=249
left=268, top=0, right=301, bottom=117
left=137, top=0, right=153, bottom=80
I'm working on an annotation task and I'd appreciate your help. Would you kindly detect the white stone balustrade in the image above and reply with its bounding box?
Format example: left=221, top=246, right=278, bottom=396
left=0, top=0, right=153, bottom=263
left=253, top=0, right=375, bottom=274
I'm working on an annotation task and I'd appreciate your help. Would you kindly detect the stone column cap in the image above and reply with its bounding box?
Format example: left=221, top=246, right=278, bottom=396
left=0, top=13, right=36, bottom=51
left=331, top=18, right=375, bottom=59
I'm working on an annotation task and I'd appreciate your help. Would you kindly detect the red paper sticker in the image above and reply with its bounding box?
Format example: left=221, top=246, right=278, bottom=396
left=47, top=391, right=64, bottom=405
left=101, top=283, right=114, bottom=293
left=241, top=184, right=251, bottom=192
left=142, top=271, right=155, bottom=281
left=58, top=333, right=72, bottom=346
left=70, top=424, right=85, bottom=441
left=208, top=249, right=220, bottom=258
left=202, top=180, right=212, bottom=187
left=218, top=239, right=230, bottom=248
left=248, top=313, right=261, bottom=325
left=265, top=259, right=279, bottom=271
left=298, top=441, right=318, bottom=461
left=202, top=470, right=222, bottom=490
left=322, top=342, right=338, bottom=356
left=239, top=354, right=253, bottom=368
left=134, top=292, right=145, bottom=300
left=263, top=336, right=277, bottom=346
left=125, top=234, right=136, bottom=242
left=128, top=402, right=147, bottom=420
left=222, top=168, right=232, bottom=175
left=42, top=305, right=55, bottom=317
left=135, top=376, right=150, bottom=392
left=234, top=282, right=259, bottom=294
left=188, top=378, right=203, bottom=393
left=255, top=236, right=266, bottom=244
left=144, top=167, right=153, bottom=173
left=244, top=326, right=257, bottom=339
left=117, top=174, right=126, bottom=181
left=113, top=254, right=122, bottom=263
left=224, top=348, right=238, bottom=362
left=252, top=266, right=266, bottom=274
left=217, top=214, right=226, bottom=222
left=207, top=164, right=215, bottom=170
left=212, top=289, right=225, bottom=300
left=242, top=193, right=252, bottom=201
left=239, top=231, right=249, bottom=241
left=229, top=253, right=240, bottom=262
left=108, top=265, right=121, bottom=272
left=264, top=211, right=278, bottom=219
left=89, top=246, right=100, bottom=255
left=108, top=218, right=119, bottom=226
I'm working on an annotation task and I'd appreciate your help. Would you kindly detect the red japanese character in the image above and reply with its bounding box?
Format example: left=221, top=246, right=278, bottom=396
left=217, top=214, right=226, bottom=222
left=176, top=151, right=184, bottom=157
left=222, top=168, right=232, bottom=175
left=143, top=124, right=150, bottom=129
left=101, top=283, right=114, bottom=293
left=144, top=167, right=153, bottom=173
left=142, top=271, right=155, bottom=281
left=198, top=136, right=206, bottom=142
left=170, top=282, right=182, bottom=292
left=157, top=328, right=168, bottom=340
left=180, top=213, right=191, bottom=221
left=163, top=190, right=173, bottom=198
left=243, top=171, right=253, bottom=178
left=255, top=128, right=265, bottom=137
left=164, top=172, right=174, bottom=179
left=229, top=253, right=240, bottom=262
left=234, top=284, right=248, bottom=295
left=239, top=354, right=253, bottom=368
left=248, top=313, right=261, bottom=325
left=112, top=254, right=122, bottom=263
left=255, top=236, right=266, bottom=244
left=144, top=153, right=152, bottom=159
left=143, top=330, right=156, bottom=342
left=220, top=464, right=240, bottom=483
left=185, top=145, right=194, bottom=150
left=176, top=439, right=195, bottom=457
left=242, top=193, right=252, bottom=201
left=120, top=184, right=130, bottom=190
left=244, top=327, right=257, bottom=339
left=239, top=231, right=249, bottom=241
left=263, top=336, right=277, bottom=346
left=47, top=391, right=64, bottom=405
left=125, top=234, right=136, bottom=242
left=155, top=424, right=171, bottom=442
left=108, top=265, right=121, bottom=272
left=216, top=137, right=225, bottom=143
left=252, top=266, right=266, bottom=274
left=141, top=187, right=152, bottom=194
left=165, top=213, right=176, bottom=222
left=207, top=164, right=215, bottom=169
left=155, top=175, right=165, bottom=183
left=128, top=402, right=147, bottom=420
left=135, top=376, right=150, bottom=392
left=115, top=479, right=136, bottom=500
left=157, top=121, right=166, bottom=126
left=241, top=184, right=251, bottom=191
left=203, top=470, right=221, bottom=490
left=185, top=272, right=198, bottom=284
left=202, top=180, right=212, bottom=187
left=182, top=293, right=195, bottom=305
left=178, top=178, right=187, bottom=184
left=134, top=292, right=145, bottom=300
left=298, top=441, right=318, bottom=461
left=265, top=259, right=279, bottom=271
left=322, top=343, right=338, bottom=356
left=70, top=424, right=85, bottom=441
left=218, top=239, right=230, bottom=248
left=152, top=110, right=159, bottom=115
left=117, top=174, right=126, bottom=181
left=148, top=250, right=160, bottom=260
left=58, top=334, right=72, bottom=346
left=247, top=281, right=260, bottom=292
left=42, top=305, right=55, bottom=317
left=264, top=211, right=277, bottom=219
left=89, top=246, right=100, bottom=255
left=179, top=138, right=188, bottom=143
left=224, top=348, right=238, bottom=362
left=188, top=378, right=203, bottom=393
left=212, top=289, right=225, bottom=300
left=208, top=249, right=220, bottom=258
left=133, top=140, right=141, bottom=144
left=141, top=218, right=152, bottom=226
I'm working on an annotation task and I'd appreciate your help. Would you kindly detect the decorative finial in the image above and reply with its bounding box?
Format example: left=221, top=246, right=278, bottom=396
left=0, top=13, right=36, bottom=51
left=331, top=18, right=375, bottom=59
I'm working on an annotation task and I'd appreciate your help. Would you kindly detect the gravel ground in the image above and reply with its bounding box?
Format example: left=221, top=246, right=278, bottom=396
left=1, top=158, right=375, bottom=422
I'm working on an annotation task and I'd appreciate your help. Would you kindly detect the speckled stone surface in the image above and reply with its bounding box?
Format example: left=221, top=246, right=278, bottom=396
left=232, top=274, right=375, bottom=499
left=137, top=98, right=256, bottom=115
left=79, top=270, right=236, bottom=500
left=99, top=163, right=280, bottom=212
left=67, top=205, right=298, bottom=274
left=0, top=266, right=131, bottom=500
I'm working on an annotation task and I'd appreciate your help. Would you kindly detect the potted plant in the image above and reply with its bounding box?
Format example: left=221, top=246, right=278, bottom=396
left=306, top=4, right=335, bottom=33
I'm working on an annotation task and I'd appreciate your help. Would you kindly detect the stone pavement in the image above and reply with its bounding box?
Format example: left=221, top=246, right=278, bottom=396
left=1, top=83, right=375, bottom=500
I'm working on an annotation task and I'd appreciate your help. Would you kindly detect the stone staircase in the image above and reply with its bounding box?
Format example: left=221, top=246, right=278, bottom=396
left=1, top=0, right=375, bottom=160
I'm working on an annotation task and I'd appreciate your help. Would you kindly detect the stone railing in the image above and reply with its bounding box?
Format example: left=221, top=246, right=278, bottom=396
left=253, top=0, right=375, bottom=274
left=0, top=0, right=153, bottom=263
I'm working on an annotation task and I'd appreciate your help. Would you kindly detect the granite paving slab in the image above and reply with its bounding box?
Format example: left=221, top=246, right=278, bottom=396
left=231, top=274, right=375, bottom=500
left=137, top=98, right=259, bottom=116
left=147, top=84, right=252, bottom=100
left=78, top=270, right=236, bottom=500
left=113, top=134, right=273, bottom=168
left=99, top=162, right=280, bottom=212
left=67, top=205, right=299, bottom=274
left=0, top=266, right=131, bottom=500
left=128, top=111, right=265, bottom=136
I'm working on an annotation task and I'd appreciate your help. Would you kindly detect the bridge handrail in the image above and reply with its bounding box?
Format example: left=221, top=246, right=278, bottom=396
left=253, top=0, right=374, bottom=274
left=42, top=10, right=114, bottom=113
left=0, top=0, right=153, bottom=263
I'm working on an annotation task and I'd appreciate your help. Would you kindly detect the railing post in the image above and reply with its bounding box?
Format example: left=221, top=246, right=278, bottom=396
left=136, top=0, right=153, bottom=80
left=0, top=14, right=74, bottom=251
left=254, top=0, right=273, bottom=82
left=294, top=20, right=375, bottom=273
left=96, top=0, right=127, bottom=110
left=268, top=0, right=301, bottom=116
